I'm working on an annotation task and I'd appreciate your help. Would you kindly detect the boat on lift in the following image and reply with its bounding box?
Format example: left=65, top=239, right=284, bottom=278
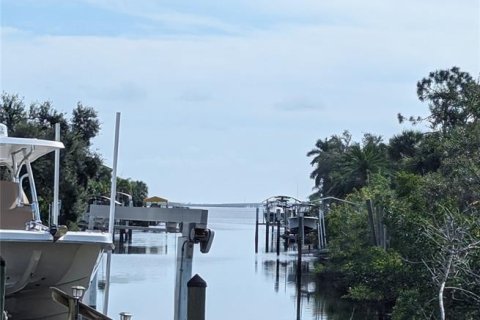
left=262, top=195, right=301, bottom=224
left=287, top=202, right=319, bottom=234
left=0, top=124, right=112, bottom=319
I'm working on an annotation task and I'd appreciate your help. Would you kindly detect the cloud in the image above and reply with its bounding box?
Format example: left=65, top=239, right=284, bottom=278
left=2, top=0, right=479, bottom=202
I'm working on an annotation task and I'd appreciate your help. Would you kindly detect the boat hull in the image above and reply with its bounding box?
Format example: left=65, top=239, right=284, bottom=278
left=288, top=216, right=318, bottom=234
left=0, top=230, right=111, bottom=320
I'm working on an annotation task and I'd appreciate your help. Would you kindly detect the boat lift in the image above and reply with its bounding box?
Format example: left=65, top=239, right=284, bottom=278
left=88, top=113, right=214, bottom=320
left=88, top=204, right=214, bottom=320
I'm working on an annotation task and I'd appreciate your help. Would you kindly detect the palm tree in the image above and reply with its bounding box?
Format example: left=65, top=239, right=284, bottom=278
left=307, top=131, right=351, bottom=199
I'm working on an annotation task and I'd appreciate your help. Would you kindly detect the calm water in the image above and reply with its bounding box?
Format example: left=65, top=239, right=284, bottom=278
left=94, top=207, right=362, bottom=320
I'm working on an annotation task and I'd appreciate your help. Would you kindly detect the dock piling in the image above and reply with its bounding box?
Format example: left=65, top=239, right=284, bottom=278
left=265, top=217, right=270, bottom=253
left=255, top=208, right=259, bottom=254
left=276, top=220, right=280, bottom=256
left=187, top=274, right=207, bottom=320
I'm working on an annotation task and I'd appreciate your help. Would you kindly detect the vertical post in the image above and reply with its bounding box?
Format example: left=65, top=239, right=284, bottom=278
left=88, top=273, right=98, bottom=309
left=1, top=257, right=5, bottom=320
left=187, top=274, right=207, bottom=320
left=321, top=206, right=327, bottom=247
left=53, top=122, right=60, bottom=226
left=298, top=215, right=304, bottom=256
left=276, top=220, right=281, bottom=256
left=271, top=222, right=274, bottom=249
left=174, top=228, right=194, bottom=320
left=366, top=199, right=377, bottom=246
left=265, top=217, right=270, bottom=253
left=104, top=112, right=121, bottom=316
left=296, top=215, right=303, bottom=320
left=317, top=208, right=323, bottom=249
left=255, top=208, right=259, bottom=254
left=108, top=113, right=121, bottom=237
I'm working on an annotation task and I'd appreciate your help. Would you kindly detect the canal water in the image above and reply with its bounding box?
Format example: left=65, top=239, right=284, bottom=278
left=95, top=207, right=362, bottom=319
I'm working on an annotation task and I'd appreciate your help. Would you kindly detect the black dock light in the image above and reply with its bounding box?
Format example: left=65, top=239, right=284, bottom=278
left=120, top=311, right=133, bottom=320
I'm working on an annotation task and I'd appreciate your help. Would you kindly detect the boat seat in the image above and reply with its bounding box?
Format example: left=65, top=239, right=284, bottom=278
left=0, top=180, right=34, bottom=230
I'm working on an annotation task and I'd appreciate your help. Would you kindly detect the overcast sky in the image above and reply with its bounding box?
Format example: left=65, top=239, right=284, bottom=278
left=1, top=0, right=479, bottom=203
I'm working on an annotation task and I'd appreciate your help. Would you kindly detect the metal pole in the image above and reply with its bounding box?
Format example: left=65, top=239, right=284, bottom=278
left=174, top=236, right=194, bottom=320
left=108, top=113, right=121, bottom=236
left=317, top=208, right=323, bottom=249
left=53, top=123, right=60, bottom=225
left=321, top=207, right=327, bottom=247
left=104, top=112, right=121, bottom=316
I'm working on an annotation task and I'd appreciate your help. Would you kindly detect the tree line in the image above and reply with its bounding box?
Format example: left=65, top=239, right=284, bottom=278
left=0, top=93, right=148, bottom=227
left=307, top=67, right=480, bottom=319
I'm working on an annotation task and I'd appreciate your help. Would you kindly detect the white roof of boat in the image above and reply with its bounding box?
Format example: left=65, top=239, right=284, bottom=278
left=0, top=136, right=64, bottom=165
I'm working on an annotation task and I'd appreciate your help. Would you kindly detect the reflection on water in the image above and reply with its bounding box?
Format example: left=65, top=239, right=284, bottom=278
left=115, top=236, right=170, bottom=255
left=97, top=207, right=377, bottom=320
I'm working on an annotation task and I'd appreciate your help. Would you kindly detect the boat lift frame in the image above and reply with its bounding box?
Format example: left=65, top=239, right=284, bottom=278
left=88, top=204, right=212, bottom=320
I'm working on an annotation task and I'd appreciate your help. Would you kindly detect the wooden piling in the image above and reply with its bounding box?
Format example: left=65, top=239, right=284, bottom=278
left=296, top=215, right=303, bottom=320
left=187, top=274, right=207, bottom=320
left=271, top=222, right=274, bottom=249
left=255, top=208, right=259, bottom=253
left=276, top=220, right=281, bottom=256
left=265, top=216, right=270, bottom=253
left=128, top=228, right=133, bottom=244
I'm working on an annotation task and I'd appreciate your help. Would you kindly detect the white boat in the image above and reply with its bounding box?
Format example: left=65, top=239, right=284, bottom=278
left=263, top=195, right=300, bottom=223
left=287, top=216, right=319, bottom=234
left=0, top=125, right=112, bottom=319
left=287, top=203, right=319, bottom=234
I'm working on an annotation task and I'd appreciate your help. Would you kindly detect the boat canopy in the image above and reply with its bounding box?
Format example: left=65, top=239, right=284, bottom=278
left=0, top=137, right=64, bottom=166
left=144, top=196, right=168, bottom=203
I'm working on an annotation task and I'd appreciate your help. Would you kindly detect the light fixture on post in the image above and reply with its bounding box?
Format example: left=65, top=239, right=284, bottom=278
left=71, top=286, right=85, bottom=320
left=71, top=285, right=85, bottom=299
left=119, top=311, right=133, bottom=320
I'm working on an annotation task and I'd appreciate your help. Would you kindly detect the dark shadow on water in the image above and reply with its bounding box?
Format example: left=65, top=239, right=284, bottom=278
left=261, top=257, right=386, bottom=320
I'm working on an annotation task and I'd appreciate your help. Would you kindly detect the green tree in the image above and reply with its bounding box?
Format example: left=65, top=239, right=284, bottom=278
left=0, top=92, right=149, bottom=226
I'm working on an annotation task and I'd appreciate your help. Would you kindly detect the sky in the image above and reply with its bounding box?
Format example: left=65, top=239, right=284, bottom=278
left=1, top=0, right=479, bottom=203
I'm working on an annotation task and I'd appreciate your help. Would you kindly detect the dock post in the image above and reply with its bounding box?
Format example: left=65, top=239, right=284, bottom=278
left=296, top=215, right=303, bottom=320
left=174, top=225, right=194, bottom=320
left=276, top=220, right=281, bottom=256
left=265, top=217, right=270, bottom=253
left=271, top=222, right=274, bottom=250
left=255, top=208, right=259, bottom=254
left=321, top=206, right=327, bottom=248
left=187, top=274, right=207, bottom=320
left=1, top=257, right=5, bottom=320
